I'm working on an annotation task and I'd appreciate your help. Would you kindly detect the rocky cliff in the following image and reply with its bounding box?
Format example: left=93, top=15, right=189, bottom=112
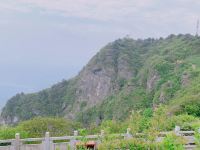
left=2, top=34, right=200, bottom=124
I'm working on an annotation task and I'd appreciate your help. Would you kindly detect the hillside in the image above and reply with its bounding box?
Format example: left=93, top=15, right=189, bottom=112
left=1, top=34, right=200, bottom=125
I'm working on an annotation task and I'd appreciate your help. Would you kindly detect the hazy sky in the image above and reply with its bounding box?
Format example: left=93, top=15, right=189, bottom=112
left=0, top=0, right=199, bottom=108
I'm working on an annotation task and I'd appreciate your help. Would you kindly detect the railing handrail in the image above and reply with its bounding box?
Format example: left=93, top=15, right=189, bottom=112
left=0, top=130, right=197, bottom=143
left=0, top=126, right=199, bottom=147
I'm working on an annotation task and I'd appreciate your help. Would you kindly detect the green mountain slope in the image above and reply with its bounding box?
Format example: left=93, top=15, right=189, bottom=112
left=1, top=34, right=200, bottom=125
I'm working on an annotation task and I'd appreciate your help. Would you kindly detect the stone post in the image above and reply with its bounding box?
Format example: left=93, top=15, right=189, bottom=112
left=125, top=128, right=132, bottom=139
left=174, top=126, right=181, bottom=136
left=70, top=130, right=78, bottom=149
left=44, top=132, right=51, bottom=150
left=14, top=133, right=20, bottom=150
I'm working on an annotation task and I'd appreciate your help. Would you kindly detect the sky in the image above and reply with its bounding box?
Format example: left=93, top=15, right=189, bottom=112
left=0, top=0, right=199, bottom=108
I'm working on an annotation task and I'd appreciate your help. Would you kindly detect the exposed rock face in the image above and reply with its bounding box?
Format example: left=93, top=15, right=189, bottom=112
left=159, top=91, right=165, bottom=103
left=2, top=34, right=199, bottom=124
left=76, top=68, right=112, bottom=106
left=147, top=71, right=160, bottom=91
left=67, top=41, right=137, bottom=117
left=1, top=38, right=138, bottom=124
left=75, top=46, right=135, bottom=106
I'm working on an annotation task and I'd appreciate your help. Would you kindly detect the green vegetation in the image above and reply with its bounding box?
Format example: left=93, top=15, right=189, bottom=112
left=98, top=134, right=185, bottom=150
left=77, top=34, right=200, bottom=124
left=98, top=138, right=161, bottom=150
left=0, top=107, right=198, bottom=149
left=162, top=134, right=185, bottom=150
left=1, top=34, right=200, bottom=148
left=0, top=117, right=81, bottom=139
left=2, top=34, right=200, bottom=125
left=195, top=129, right=200, bottom=149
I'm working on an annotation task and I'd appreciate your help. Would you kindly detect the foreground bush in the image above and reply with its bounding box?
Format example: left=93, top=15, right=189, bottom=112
left=98, top=138, right=160, bottom=150
left=0, top=117, right=81, bottom=139
left=162, top=134, right=185, bottom=150
left=17, top=117, right=81, bottom=137
left=0, top=127, right=28, bottom=139
left=194, top=127, right=200, bottom=149
left=98, top=133, right=185, bottom=150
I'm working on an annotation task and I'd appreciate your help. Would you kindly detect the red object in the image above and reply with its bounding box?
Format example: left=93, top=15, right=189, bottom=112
left=76, top=141, right=96, bottom=149
left=86, top=141, right=96, bottom=146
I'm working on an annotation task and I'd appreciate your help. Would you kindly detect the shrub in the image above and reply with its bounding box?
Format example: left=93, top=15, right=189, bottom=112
left=17, top=117, right=81, bottom=137
left=162, top=133, right=185, bottom=150
left=0, top=126, right=28, bottom=139
left=98, top=134, right=185, bottom=150
left=194, top=129, right=200, bottom=149
left=100, top=120, right=126, bottom=134
left=98, top=138, right=161, bottom=150
left=183, top=103, right=200, bottom=117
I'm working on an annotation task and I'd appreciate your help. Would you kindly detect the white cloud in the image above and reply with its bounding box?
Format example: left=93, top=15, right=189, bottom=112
left=1, top=0, right=200, bottom=105
left=0, top=1, right=30, bottom=13
left=2, top=0, right=156, bottom=21
left=0, top=0, right=200, bottom=36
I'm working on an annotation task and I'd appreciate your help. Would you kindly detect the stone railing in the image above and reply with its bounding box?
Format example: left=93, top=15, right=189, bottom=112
left=0, top=126, right=199, bottom=150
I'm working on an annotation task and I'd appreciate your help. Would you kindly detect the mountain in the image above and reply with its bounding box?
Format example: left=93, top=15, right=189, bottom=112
left=1, top=34, right=200, bottom=125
